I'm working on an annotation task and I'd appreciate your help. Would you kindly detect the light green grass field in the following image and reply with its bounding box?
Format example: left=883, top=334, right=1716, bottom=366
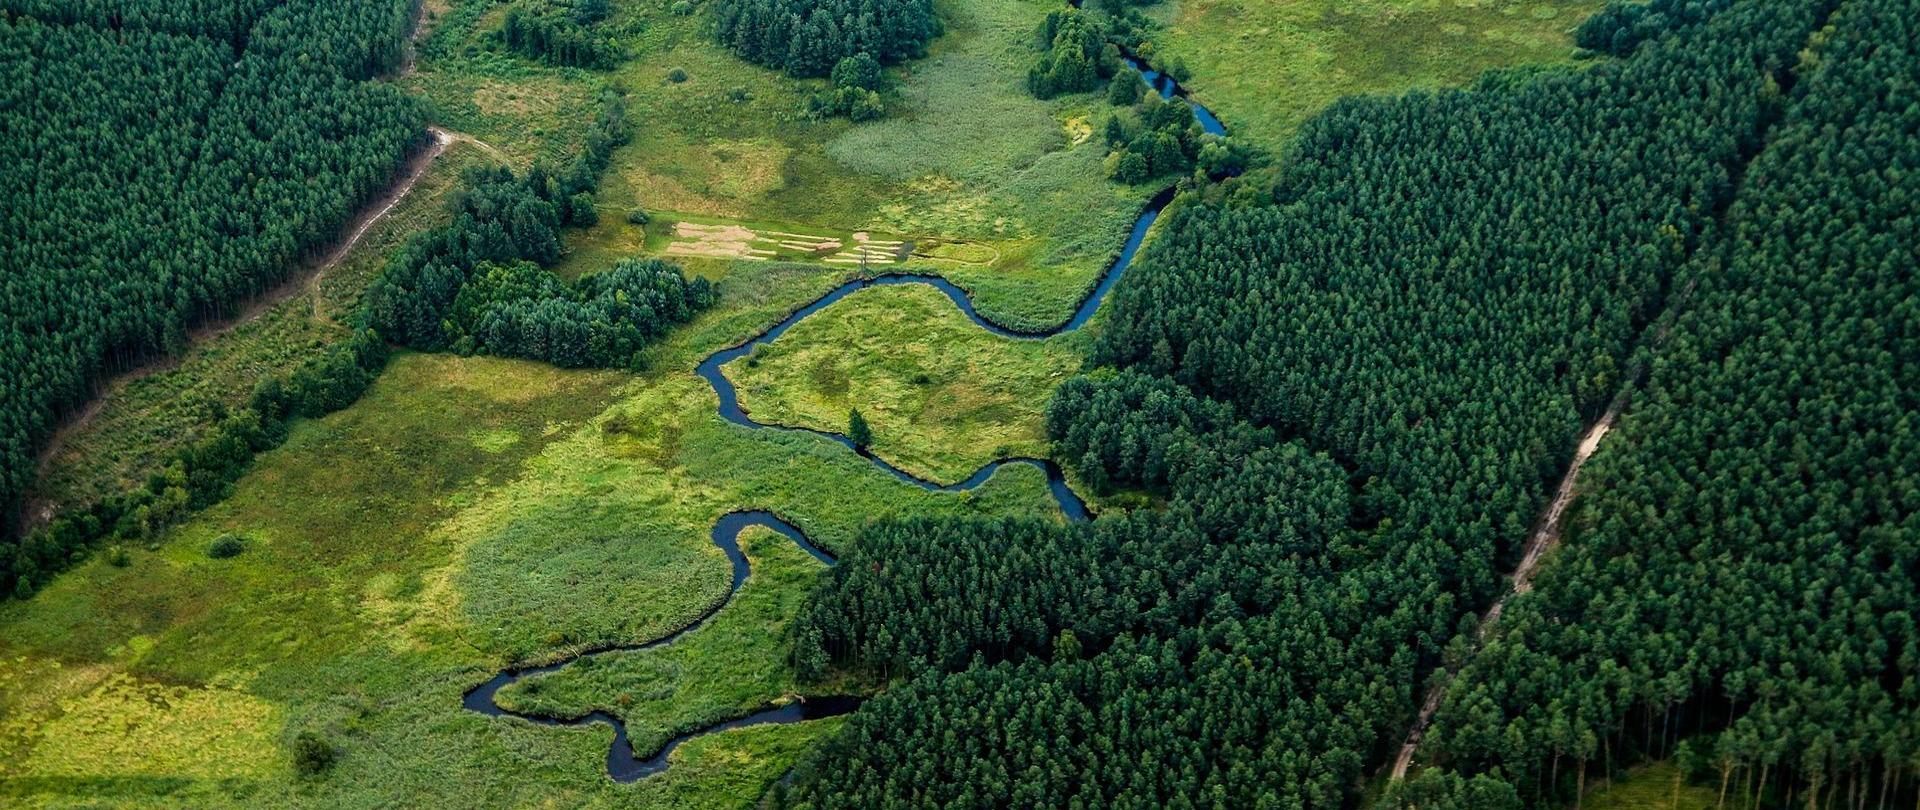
left=725, top=284, right=1082, bottom=482
left=1146, top=0, right=1607, bottom=151
left=0, top=257, right=1065, bottom=808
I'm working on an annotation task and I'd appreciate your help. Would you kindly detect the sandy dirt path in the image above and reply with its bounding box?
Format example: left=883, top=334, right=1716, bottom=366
left=1387, top=399, right=1622, bottom=781
left=24, top=127, right=464, bottom=528
left=21, top=0, right=475, bottom=528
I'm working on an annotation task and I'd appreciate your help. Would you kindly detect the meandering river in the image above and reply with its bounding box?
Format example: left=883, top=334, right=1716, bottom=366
left=463, top=42, right=1229, bottom=783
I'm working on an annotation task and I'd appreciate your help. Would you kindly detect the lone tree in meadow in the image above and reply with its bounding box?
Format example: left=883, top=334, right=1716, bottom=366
left=847, top=408, right=873, bottom=451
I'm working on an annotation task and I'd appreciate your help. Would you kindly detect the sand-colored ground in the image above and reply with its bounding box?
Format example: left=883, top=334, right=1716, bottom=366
left=662, top=222, right=778, bottom=260
left=661, top=220, right=908, bottom=265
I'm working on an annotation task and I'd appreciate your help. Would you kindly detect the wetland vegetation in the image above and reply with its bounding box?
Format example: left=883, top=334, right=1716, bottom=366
left=6, top=0, right=1909, bottom=806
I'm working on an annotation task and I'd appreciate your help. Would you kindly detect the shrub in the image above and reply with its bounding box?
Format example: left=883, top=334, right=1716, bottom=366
left=206, top=533, right=245, bottom=559
left=568, top=192, right=599, bottom=226
left=667, top=67, right=688, bottom=83
left=848, top=408, right=873, bottom=450
left=626, top=207, right=651, bottom=225
left=670, top=0, right=694, bottom=14
left=831, top=53, right=885, bottom=92
left=292, top=731, right=336, bottom=775
left=809, top=86, right=885, bottom=121
left=1106, top=150, right=1148, bottom=183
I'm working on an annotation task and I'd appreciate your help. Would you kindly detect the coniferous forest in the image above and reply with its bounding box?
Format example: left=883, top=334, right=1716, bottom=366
left=712, top=0, right=939, bottom=77
left=781, top=0, right=1918, bottom=805
left=1419, top=0, right=1920, bottom=803
left=2, top=0, right=1914, bottom=802
left=1, top=0, right=422, bottom=589
left=1, top=13, right=705, bottom=597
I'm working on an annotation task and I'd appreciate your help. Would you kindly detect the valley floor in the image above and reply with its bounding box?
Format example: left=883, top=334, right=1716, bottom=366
left=0, top=0, right=1604, bottom=804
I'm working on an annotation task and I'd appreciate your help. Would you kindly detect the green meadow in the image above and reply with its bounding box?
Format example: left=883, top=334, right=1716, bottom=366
left=2, top=0, right=1637, bottom=804
left=0, top=257, right=1065, bottom=808
left=725, top=284, right=1082, bottom=483
left=408, top=0, right=1151, bottom=330
left=1146, top=0, right=1608, bottom=151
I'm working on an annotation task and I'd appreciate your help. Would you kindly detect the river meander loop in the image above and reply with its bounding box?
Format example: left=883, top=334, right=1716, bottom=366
left=464, top=40, right=1229, bottom=783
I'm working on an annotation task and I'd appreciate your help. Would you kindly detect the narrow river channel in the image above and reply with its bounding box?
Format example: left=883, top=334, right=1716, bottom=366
left=463, top=35, right=1230, bottom=782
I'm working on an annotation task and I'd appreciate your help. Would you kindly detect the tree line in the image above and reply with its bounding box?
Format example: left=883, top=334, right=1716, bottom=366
left=712, top=0, right=939, bottom=78
left=1412, top=0, right=1919, bottom=805
left=364, top=92, right=711, bottom=369
left=498, top=0, right=621, bottom=69
left=5, top=85, right=712, bottom=598
left=445, top=257, right=713, bottom=370
left=777, top=0, right=1847, bottom=805
left=1, top=0, right=423, bottom=590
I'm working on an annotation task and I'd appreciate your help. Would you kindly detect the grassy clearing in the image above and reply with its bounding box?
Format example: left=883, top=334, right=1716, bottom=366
left=1584, top=762, right=1723, bottom=810
left=29, top=140, right=498, bottom=519
left=0, top=254, right=1066, bottom=807
left=493, top=525, right=826, bottom=757
left=724, top=284, right=1081, bottom=483
left=402, top=2, right=607, bottom=168
left=620, top=718, right=846, bottom=809
left=454, top=0, right=1155, bottom=329
left=0, top=353, right=625, bottom=806
left=1146, top=0, right=1607, bottom=151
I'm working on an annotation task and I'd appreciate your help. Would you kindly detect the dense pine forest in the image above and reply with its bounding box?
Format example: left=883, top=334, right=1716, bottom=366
left=1, top=32, right=705, bottom=597
left=3, top=0, right=1913, bottom=802
left=712, top=0, right=939, bottom=77
left=1419, top=0, right=1920, bottom=804
left=781, top=0, right=1916, bottom=805
left=0, top=0, right=423, bottom=591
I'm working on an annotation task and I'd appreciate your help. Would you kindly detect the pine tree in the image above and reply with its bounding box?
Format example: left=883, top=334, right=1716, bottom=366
left=847, top=408, right=873, bottom=451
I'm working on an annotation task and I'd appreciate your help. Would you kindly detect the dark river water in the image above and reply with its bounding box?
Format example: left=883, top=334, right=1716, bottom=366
left=464, top=38, right=1228, bottom=782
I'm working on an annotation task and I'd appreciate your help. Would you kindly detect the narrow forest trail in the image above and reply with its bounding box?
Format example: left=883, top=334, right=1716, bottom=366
left=437, top=127, right=510, bottom=164
left=1388, top=400, right=1621, bottom=781
left=24, top=0, right=473, bottom=518
left=299, top=128, right=451, bottom=304
left=26, top=126, right=477, bottom=526
left=1380, top=0, right=1831, bottom=770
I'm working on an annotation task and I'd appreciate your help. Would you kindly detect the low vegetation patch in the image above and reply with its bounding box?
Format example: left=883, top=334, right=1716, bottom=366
left=493, top=526, right=828, bottom=757
left=1145, top=0, right=1608, bottom=149
left=723, top=284, right=1080, bottom=483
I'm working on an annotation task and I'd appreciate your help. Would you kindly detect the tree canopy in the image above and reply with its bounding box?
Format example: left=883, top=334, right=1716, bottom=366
left=0, top=0, right=423, bottom=578
left=777, top=0, right=1886, bottom=806
left=713, top=0, right=939, bottom=77
left=1420, top=0, right=1920, bottom=804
